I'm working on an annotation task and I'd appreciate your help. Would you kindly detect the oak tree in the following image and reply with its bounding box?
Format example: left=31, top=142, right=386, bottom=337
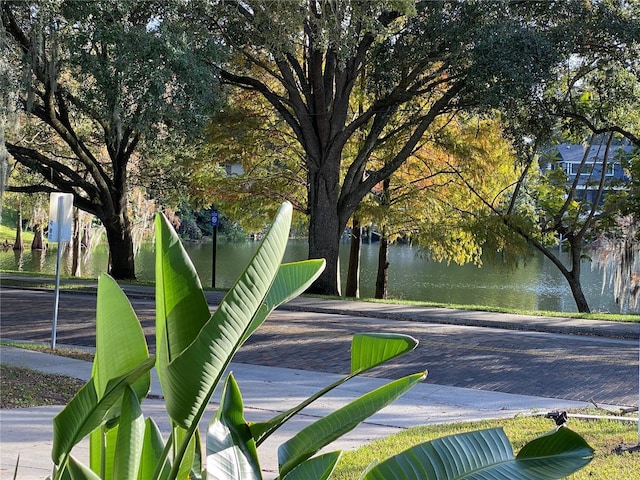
left=2, top=0, right=222, bottom=279
left=203, top=0, right=596, bottom=295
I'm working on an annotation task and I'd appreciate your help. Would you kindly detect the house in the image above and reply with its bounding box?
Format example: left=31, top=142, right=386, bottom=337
left=543, top=140, right=634, bottom=204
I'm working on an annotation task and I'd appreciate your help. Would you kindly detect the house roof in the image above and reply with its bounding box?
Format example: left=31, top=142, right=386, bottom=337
left=556, top=142, right=635, bottom=164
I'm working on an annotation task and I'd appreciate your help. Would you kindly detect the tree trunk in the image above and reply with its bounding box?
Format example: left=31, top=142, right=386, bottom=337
left=307, top=160, right=343, bottom=295
left=375, top=178, right=391, bottom=299
left=104, top=211, right=136, bottom=280
left=375, top=227, right=389, bottom=299
left=13, top=211, right=23, bottom=251
left=345, top=216, right=361, bottom=298
left=307, top=206, right=341, bottom=295
left=566, top=240, right=590, bottom=313
left=535, top=237, right=591, bottom=313
left=566, top=271, right=590, bottom=313
left=31, top=224, right=45, bottom=250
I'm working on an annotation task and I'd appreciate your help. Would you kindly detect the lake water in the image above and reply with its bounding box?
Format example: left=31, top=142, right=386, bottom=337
left=0, top=238, right=626, bottom=314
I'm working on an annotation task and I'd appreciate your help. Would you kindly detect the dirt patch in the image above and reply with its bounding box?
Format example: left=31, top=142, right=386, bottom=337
left=1, top=364, right=85, bottom=408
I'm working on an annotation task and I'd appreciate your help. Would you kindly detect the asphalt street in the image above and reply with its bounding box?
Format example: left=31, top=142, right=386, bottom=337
left=1, top=287, right=637, bottom=406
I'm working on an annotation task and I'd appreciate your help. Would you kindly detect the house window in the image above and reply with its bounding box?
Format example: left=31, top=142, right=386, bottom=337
left=567, top=162, right=614, bottom=176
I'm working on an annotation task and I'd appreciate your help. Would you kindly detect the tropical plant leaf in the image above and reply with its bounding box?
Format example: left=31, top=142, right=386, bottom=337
left=93, top=273, right=150, bottom=409
left=281, top=451, right=342, bottom=480
left=138, top=419, right=169, bottom=480
left=112, top=386, right=145, bottom=480
left=241, top=259, right=326, bottom=343
left=158, top=202, right=292, bottom=429
left=206, top=374, right=261, bottom=480
left=250, top=333, right=419, bottom=446
left=52, top=357, right=155, bottom=469
left=359, top=427, right=594, bottom=479
left=158, top=202, right=294, bottom=479
left=351, top=333, right=418, bottom=374
left=175, top=426, right=201, bottom=480
left=515, top=426, right=595, bottom=475
left=278, top=371, right=427, bottom=477
left=66, top=455, right=101, bottom=480
left=89, top=424, right=118, bottom=479
left=155, top=212, right=211, bottom=372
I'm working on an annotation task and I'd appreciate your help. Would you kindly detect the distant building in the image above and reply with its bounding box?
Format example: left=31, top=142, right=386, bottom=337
left=222, top=162, right=244, bottom=176
left=542, top=140, right=634, bottom=204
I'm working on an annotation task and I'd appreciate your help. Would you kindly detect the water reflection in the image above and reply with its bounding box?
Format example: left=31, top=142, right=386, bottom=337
left=0, top=239, right=625, bottom=313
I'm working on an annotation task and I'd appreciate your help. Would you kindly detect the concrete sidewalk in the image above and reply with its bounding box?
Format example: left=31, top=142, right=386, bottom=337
left=1, top=345, right=594, bottom=480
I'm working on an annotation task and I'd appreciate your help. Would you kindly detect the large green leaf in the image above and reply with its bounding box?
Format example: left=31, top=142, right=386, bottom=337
left=154, top=212, right=211, bottom=373
left=138, top=419, right=169, bottom=480
left=66, top=456, right=102, bottom=480
left=278, top=371, right=427, bottom=477
left=52, top=357, right=155, bottom=470
left=158, top=202, right=292, bottom=429
left=515, top=426, right=595, bottom=476
left=351, top=334, right=418, bottom=373
left=174, top=426, right=201, bottom=480
left=112, top=386, right=145, bottom=480
left=158, top=202, right=295, bottom=478
left=89, top=425, right=118, bottom=480
left=250, top=333, right=419, bottom=446
left=206, top=374, right=261, bottom=480
left=241, top=259, right=326, bottom=343
left=360, top=427, right=594, bottom=479
left=281, top=452, right=342, bottom=480
left=93, top=274, right=150, bottom=401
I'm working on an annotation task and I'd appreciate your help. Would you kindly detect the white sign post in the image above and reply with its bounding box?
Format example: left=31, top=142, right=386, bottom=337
left=48, top=193, right=73, bottom=349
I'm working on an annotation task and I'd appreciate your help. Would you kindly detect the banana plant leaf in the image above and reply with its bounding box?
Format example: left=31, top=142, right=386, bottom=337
left=93, top=274, right=150, bottom=402
left=250, top=333, right=419, bottom=446
left=241, top=259, right=326, bottom=344
left=138, top=419, right=170, bottom=480
left=154, top=213, right=211, bottom=371
left=155, top=202, right=292, bottom=429
left=206, top=374, right=261, bottom=480
left=359, top=426, right=594, bottom=479
left=52, top=357, right=155, bottom=471
left=278, top=371, right=427, bottom=477
left=281, top=452, right=342, bottom=480
left=351, top=333, right=418, bottom=373
left=89, top=424, right=118, bottom=479
left=112, top=386, right=145, bottom=480
left=65, top=456, right=102, bottom=480
left=174, top=426, right=202, bottom=480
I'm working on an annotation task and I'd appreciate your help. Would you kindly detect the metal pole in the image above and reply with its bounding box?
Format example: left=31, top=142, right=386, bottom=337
left=211, top=223, right=217, bottom=289
left=51, top=195, right=64, bottom=349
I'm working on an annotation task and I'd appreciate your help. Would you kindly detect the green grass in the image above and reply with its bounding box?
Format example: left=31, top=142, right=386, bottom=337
left=0, top=223, right=34, bottom=246
left=332, top=415, right=640, bottom=479
left=0, top=340, right=95, bottom=362
left=355, top=296, right=640, bottom=323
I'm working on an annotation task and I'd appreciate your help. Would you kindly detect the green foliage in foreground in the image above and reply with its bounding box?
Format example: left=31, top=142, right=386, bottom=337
left=333, top=416, right=637, bottom=480
left=49, top=202, right=594, bottom=479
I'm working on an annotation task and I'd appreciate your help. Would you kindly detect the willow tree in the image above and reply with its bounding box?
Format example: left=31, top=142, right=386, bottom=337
left=2, top=0, right=222, bottom=279
left=203, top=0, right=596, bottom=295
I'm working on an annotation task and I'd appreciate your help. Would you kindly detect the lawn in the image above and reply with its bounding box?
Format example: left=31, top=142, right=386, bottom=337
left=332, top=415, right=639, bottom=479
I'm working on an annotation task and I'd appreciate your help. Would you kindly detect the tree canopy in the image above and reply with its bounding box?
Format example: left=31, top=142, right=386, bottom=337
left=2, top=0, right=223, bottom=278
left=195, top=0, right=607, bottom=295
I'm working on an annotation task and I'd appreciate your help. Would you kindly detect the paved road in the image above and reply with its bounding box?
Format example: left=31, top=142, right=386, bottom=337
left=1, top=288, right=638, bottom=406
